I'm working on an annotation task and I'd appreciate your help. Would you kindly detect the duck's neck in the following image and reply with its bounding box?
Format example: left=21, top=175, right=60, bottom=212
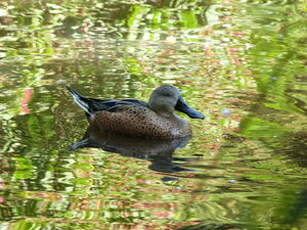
left=156, top=111, right=176, bottom=119
left=149, top=102, right=173, bottom=116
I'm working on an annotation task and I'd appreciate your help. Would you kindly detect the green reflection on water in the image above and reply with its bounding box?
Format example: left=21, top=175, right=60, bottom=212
left=0, top=0, right=306, bottom=229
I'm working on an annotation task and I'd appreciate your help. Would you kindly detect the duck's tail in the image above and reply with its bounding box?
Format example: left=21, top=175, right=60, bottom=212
left=66, top=86, right=92, bottom=115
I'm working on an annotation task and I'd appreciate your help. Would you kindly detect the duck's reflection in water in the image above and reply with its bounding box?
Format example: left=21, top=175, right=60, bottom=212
left=70, top=124, right=191, bottom=173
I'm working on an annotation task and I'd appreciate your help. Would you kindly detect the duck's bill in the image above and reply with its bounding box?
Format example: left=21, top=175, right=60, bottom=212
left=175, top=96, right=205, bottom=119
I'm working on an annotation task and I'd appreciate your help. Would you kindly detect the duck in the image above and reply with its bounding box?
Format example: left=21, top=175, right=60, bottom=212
left=66, top=85, right=204, bottom=139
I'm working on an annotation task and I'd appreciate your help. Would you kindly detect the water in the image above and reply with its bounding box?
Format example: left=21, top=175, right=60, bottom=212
left=0, top=0, right=307, bottom=229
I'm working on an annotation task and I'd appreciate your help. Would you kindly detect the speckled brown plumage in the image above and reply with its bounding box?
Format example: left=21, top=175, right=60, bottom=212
left=92, top=105, right=191, bottom=138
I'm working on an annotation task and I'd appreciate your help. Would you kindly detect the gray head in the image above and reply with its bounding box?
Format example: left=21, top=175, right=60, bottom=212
left=148, top=85, right=205, bottom=119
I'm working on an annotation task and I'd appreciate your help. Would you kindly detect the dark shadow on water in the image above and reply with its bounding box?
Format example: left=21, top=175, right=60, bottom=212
left=178, top=223, right=244, bottom=230
left=70, top=123, right=191, bottom=173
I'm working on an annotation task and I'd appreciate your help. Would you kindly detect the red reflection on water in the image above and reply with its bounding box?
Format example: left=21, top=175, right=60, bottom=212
left=21, top=88, right=33, bottom=114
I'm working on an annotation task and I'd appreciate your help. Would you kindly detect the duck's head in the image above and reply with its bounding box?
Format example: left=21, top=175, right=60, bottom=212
left=148, top=85, right=205, bottom=119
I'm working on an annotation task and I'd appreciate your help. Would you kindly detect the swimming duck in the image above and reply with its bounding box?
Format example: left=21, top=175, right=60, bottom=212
left=66, top=85, right=204, bottom=139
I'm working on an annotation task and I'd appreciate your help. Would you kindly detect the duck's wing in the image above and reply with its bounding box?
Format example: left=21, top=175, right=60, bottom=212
left=66, top=86, right=148, bottom=115
left=102, top=99, right=149, bottom=112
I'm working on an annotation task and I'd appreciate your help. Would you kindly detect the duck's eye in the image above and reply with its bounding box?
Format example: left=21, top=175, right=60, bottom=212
left=161, top=92, right=173, bottom=97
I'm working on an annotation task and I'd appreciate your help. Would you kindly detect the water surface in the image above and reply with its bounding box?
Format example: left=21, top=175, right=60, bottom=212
left=0, top=0, right=306, bottom=229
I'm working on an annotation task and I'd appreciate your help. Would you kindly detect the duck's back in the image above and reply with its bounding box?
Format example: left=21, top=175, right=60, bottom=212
left=91, top=105, right=191, bottom=138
